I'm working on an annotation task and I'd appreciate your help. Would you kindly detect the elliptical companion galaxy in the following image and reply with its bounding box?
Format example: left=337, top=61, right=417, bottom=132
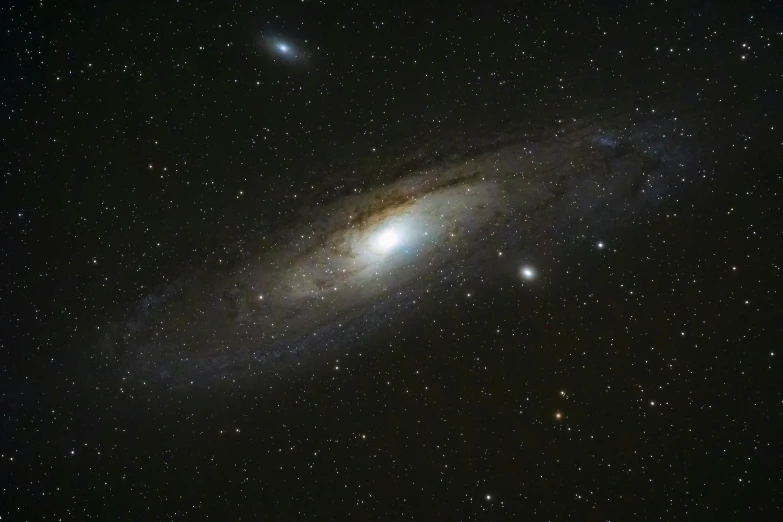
left=101, top=114, right=692, bottom=386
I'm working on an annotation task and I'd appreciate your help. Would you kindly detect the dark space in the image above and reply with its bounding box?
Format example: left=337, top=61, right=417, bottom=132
left=1, top=1, right=781, bottom=519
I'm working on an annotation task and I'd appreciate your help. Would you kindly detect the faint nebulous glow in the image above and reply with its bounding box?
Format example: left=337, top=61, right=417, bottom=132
left=377, top=229, right=399, bottom=250
left=521, top=266, right=535, bottom=279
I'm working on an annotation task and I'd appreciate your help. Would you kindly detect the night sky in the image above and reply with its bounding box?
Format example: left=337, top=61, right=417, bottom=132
left=2, top=0, right=782, bottom=519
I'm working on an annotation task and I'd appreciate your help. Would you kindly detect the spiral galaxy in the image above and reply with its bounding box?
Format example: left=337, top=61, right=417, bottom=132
left=102, top=113, right=692, bottom=386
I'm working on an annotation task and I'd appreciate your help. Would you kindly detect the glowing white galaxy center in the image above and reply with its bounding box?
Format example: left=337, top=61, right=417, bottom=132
left=377, top=229, right=399, bottom=250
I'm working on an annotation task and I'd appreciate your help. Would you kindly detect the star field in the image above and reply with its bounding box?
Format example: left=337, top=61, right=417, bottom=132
left=1, top=0, right=781, bottom=520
